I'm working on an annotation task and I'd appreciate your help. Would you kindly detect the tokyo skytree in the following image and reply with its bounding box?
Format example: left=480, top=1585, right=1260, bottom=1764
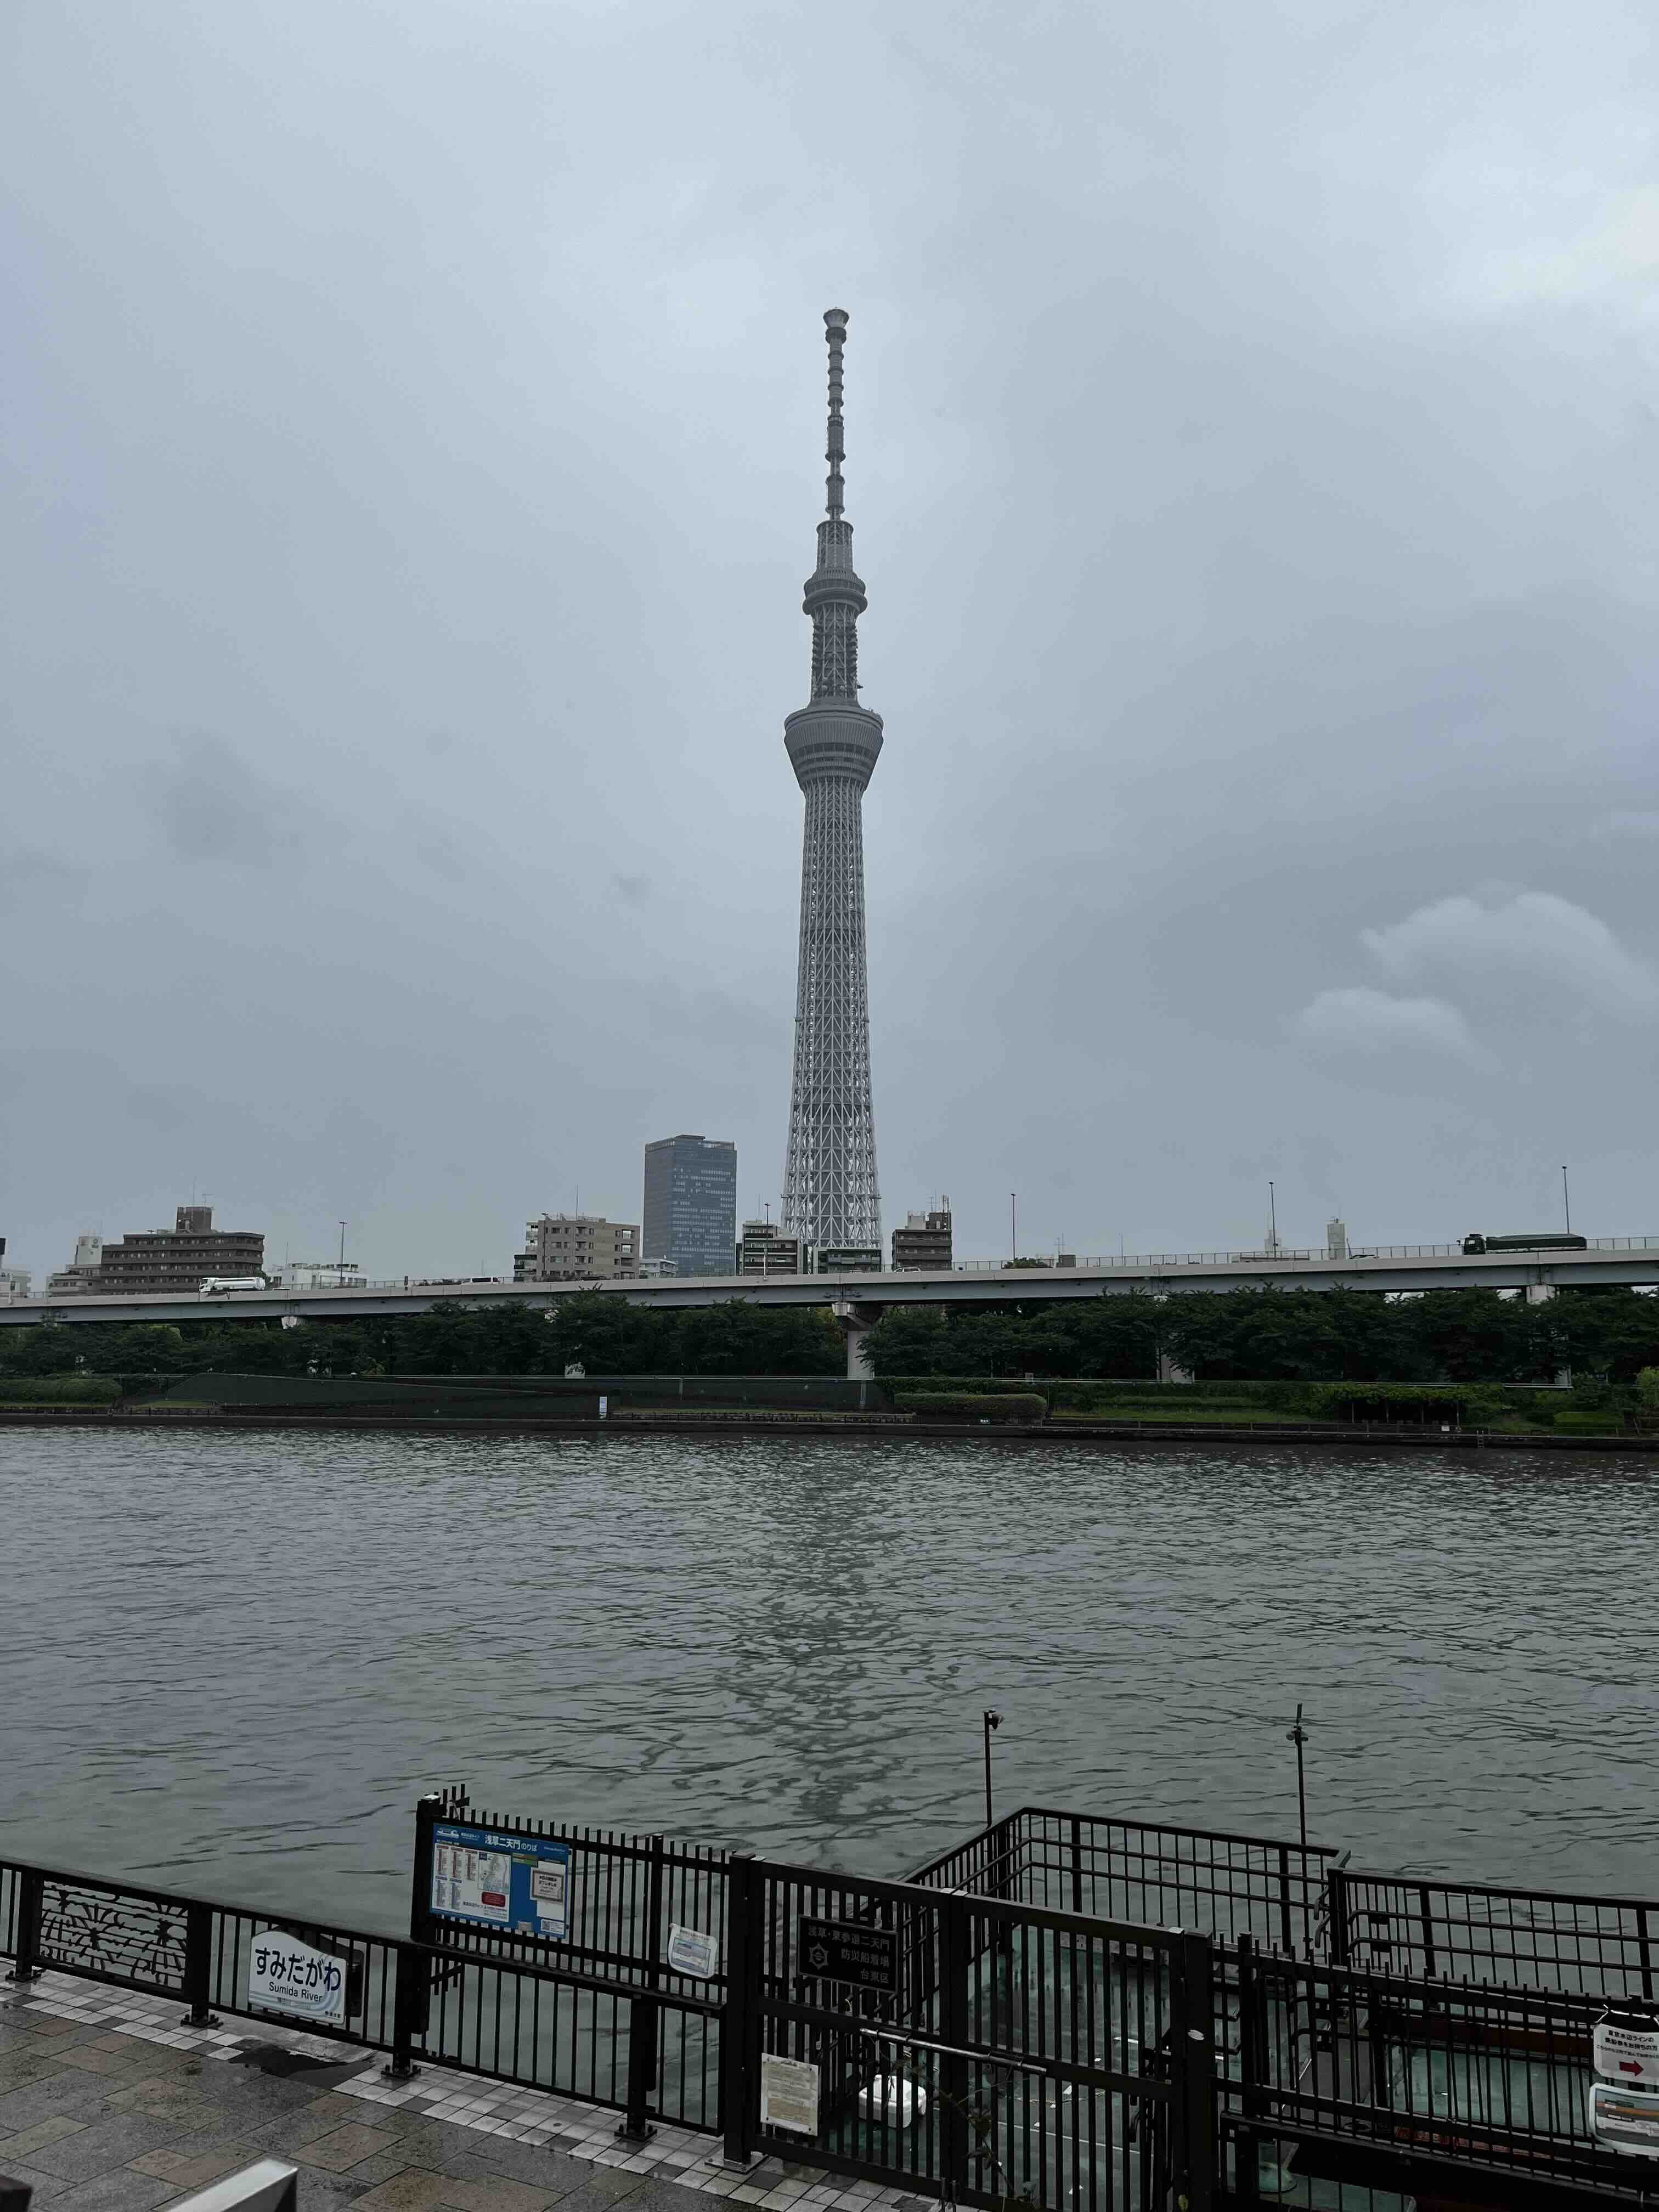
left=779, top=308, right=883, bottom=1258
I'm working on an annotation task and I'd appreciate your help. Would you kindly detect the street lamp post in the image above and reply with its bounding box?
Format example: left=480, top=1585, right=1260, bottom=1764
left=1562, top=1165, right=1572, bottom=1236
left=1285, top=1702, right=1308, bottom=1853
left=983, top=1708, right=1002, bottom=1831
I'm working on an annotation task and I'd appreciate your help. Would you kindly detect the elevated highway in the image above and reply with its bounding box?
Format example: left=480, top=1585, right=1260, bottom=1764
left=5, top=1237, right=1657, bottom=1374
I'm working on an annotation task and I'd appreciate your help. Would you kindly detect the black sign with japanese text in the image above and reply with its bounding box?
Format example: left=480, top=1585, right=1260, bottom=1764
left=797, top=1915, right=898, bottom=1993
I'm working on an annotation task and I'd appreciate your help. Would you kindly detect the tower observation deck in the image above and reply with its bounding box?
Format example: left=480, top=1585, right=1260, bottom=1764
left=780, top=309, right=883, bottom=1256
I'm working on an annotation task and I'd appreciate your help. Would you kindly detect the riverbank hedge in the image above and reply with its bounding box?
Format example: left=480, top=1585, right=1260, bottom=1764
left=0, top=1375, right=122, bottom=1404
left=894, top=1392, right=1049, bottom=1424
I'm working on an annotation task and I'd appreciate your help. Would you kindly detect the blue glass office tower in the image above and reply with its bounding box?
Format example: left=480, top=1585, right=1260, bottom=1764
left=642, top=1135, right=737, bottom=1279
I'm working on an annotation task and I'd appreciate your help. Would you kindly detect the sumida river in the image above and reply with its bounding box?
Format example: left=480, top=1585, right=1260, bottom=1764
left=1, top=1427, right=1650, bottom=1926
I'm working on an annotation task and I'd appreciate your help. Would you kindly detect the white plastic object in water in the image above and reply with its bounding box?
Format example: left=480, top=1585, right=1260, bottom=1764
left=858, top=2075, right=928, bottom=2128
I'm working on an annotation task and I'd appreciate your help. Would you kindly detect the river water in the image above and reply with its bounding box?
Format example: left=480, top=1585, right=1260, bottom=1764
left=0, top=1428, right=1650, bottom=1928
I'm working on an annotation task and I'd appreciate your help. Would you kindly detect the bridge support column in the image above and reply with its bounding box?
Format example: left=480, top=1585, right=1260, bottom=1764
left=832, top=1300, right=882, bottom=1381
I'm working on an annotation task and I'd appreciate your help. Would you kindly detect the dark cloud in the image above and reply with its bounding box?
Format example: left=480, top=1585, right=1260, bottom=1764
left=142, top=736, right=319, bottom=868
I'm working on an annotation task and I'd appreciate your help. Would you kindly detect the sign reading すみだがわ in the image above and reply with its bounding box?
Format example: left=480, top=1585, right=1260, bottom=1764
left=247, top=1930, right=348, bottom=2027
left=431, top=1823, right=570, bottom=1941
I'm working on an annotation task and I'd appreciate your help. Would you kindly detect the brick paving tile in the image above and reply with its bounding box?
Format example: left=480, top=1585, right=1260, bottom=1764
left=287, top=2124, right=405, bottom=2174
left=468, top=2143, right=590, bottom=2191
left=445, top=2175, right=556, bottom=2212
left=0, top=2114, right=93, bottom=2160
left=543, top=2165, right=647, bottom=2209
left=35, top=2168, right=177, bottom=2212
left=351, top=2171, right=454, bottom=2212
left=289, top=2173, right=371, bottom=2212
left=53, top=2050, right=166, bottom=2081
left=244, top=2104, right=376, bottom=2156
left=0, top=2072, right=125, bottom=2132
left=189, top=2071, right=328, bottom=2119
left=103, top=2083, right=226, bottom=2131
left=126, top=2136, right=263, bottom=2190
left=621, top=2183, right=748, bottom=2212
left=23, top=2113, right=183, bottom=2182
left=0, top=2160, right=63, bottom=2204
left=0, top=2023, right=53, bottom=2055
left=0, top=2049, right=67, bottom=2091
left=338, top=2151, right=421, bottom=2188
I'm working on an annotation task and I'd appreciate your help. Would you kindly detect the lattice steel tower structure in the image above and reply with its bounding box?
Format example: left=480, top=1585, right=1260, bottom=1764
left=779, top=308, right=883, bottom=1256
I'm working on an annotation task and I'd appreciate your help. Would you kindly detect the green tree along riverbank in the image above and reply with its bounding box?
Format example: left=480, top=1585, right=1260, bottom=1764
left=2, top=1285, right=1658, bottom=1400
left=0, top=1294, right=847, bottom=1386
left=865, top=1285, right=1659, bottom=1386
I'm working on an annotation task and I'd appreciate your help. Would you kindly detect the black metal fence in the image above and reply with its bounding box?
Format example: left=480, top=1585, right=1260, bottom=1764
left=0, top=1839, right=723, bottom=2136
left=723, top=1853, right=1215, bottom=2212
left=1223, top=1937, right=1652, bottom=2205
left=7, top=1803, right=1659, bottom=2211
left=1331, top=1864, right=1659, bottom=1998
left=911, top=1806, right=1334, bottom=1957
left=409, top=1789, right=730, bottom=2131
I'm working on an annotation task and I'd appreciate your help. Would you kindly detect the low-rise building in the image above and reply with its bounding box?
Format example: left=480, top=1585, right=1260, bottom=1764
left=94, top=1206, right=264, bottom=1295
left=272, top=1260, right=363, bottom=1290
left=740, top=1220, right=800, bottom=1276
left=892, top=1204, right=952, bottom=1272
left=515, top=1213, right=640, bottom=1282
left=47, top=1234, right=103, bottom=1296
left=815, top=1245, right=882, bottom=1274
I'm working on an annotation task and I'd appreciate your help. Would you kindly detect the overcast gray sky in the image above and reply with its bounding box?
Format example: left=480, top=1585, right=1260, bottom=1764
left=4, top=0, right=1656, bottom=1280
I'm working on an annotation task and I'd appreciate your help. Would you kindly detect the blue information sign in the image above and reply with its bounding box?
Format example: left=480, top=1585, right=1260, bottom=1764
left=430, top=1822, right=571, bottom=1940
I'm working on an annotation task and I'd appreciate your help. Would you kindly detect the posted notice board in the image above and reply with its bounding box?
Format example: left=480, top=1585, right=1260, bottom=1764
left=431, top=1822, right=571, bottom=1941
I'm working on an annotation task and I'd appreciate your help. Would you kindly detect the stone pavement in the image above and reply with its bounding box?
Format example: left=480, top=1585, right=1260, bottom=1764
left=0, top=1975, right=929, bottom=2212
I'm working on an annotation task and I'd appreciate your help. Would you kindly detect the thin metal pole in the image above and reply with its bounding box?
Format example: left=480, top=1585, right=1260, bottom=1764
left=1562, top=1164, right=1571, bottom=1235
left=1009, top=1194, right=1017, bottom=1262
left=983, top=1707, right=1001, bottom=1829
left=1285, top=1703, right=1308, bottom=1852
left=1268, top=1181, right=1277, bottom=1256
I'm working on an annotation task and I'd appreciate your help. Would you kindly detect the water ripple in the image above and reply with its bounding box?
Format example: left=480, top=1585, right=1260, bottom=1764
left=0, top=1428, right=1651, bottom=1921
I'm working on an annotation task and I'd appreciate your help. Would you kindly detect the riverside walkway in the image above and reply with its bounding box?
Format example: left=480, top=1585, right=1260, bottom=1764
left=0, top=1975, right=913, bottom=2212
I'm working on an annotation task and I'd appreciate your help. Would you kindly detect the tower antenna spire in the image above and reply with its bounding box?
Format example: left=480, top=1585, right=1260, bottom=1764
left=780, top=308, right=884, bottom=1263
left=824, top=307, right=848, bottom=519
